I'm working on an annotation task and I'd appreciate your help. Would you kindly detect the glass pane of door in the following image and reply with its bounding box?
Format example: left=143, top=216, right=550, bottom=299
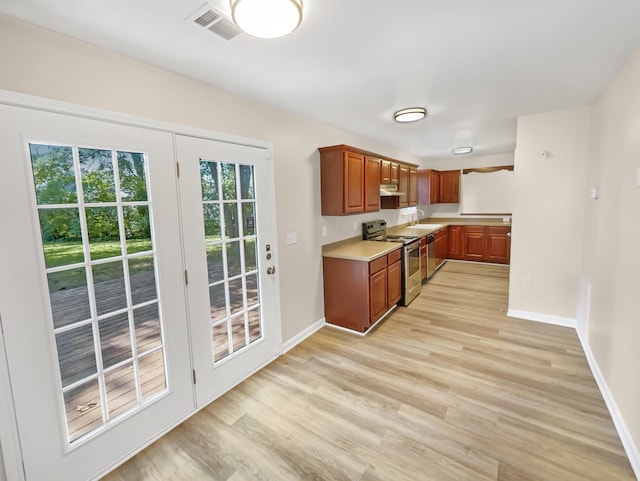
left=199, top=160, right=262, bottom=364
left=29, top=143, right=167, bottom=444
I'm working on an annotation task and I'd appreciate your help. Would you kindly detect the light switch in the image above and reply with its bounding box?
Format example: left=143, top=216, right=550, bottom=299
left=286, top=232, right=298, bottom=245
left=322, top=226, right=327, bottom=237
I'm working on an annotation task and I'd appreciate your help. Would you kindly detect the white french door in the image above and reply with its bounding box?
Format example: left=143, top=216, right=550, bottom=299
left=176, top=135, right=280, bottom=407
left=0, top=105, right=194, bottom=481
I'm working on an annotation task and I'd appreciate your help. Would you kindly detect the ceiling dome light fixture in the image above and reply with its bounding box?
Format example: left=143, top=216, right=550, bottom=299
left=231, top=0, right=303, bottom=39
left=452, top=146, right=473, bottom=155
left=394, top=107, right=427, bottom=123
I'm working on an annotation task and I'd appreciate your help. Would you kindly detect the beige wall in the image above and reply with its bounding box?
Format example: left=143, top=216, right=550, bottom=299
left=508, top=106, right=591, bottom=320
left=0, top=13, right=422, bottom=344
left=583, top=48, right=640, bottom=452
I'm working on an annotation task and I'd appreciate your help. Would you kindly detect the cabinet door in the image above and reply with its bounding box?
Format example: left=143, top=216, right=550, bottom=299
left=390, top=162, right=399, bottom=184
left=387, top=260, right=402, bottom=306
left=486, top=226, right=511, bottom=264
left=430, top=170, right=440, bottom=204
left=364, top=156, right=381, bottom=212
left=439, top=170, right=460, bottom=203
left=380, top=160, right=391, bottom=184
left=398, top=165, right=409, bottom=208
left=369, top=268, right=388, bottom=323
left=463, top=226, right=486, bottom=261
left=418, top=169, right=439, bottom=205
left=343, top=151, right=365, bottom=213
left=408, top=167, right=418, bottom=206
left=448, top=226, right=463, bottom=259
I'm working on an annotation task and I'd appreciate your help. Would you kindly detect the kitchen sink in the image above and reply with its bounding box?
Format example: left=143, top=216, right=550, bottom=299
left=407, top=223, right=443, bottom=229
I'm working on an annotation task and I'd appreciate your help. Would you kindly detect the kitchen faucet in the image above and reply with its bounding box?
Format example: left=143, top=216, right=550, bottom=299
left=412, top=209, right=425, bottom=226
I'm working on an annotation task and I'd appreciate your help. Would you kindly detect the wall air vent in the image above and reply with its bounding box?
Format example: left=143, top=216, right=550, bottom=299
left=187, top=2, right=243, bottom=41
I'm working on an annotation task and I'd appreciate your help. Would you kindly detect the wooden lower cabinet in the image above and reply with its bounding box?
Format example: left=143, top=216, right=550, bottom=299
left=387, top=256, right=402, bottom=306
left=435, top=228, right=448, bottom=267
left=323, top=247, right=402, bottom=333
left=369, top=268, right=388, bottom=321
left=459, top=225, right=511, bottom=264
left=448, top=225, right=463, bottom=260
left=486, top=226, right=511, bottom=264
left=463, top=226, right=487, bottom=261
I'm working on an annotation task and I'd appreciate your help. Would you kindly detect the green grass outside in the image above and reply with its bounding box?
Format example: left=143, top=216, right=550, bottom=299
left=44, top=239, right=154, bottom=291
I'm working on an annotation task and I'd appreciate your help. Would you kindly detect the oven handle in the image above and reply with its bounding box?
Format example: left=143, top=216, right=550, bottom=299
left=405, top=240, right=422, bottom=253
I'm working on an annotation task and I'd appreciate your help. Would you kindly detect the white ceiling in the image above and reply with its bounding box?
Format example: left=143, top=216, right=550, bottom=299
left=2, top=0, right=640, bottom=160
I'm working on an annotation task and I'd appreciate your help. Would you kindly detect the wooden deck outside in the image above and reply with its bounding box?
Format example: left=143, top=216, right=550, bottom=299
left=51, top=264, right=261, bottom=441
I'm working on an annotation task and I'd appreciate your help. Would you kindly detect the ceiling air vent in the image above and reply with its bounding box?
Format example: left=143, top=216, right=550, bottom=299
left=187, top=3, right=243, bottom=41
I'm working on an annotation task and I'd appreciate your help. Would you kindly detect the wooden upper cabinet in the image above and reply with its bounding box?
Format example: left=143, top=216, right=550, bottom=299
left=319, top=146, right=378, bottom=216
left=398, top=165, right=409, bottom=208
left=320, top=145, right=416, bottom=214
left=344, top=151, right=365, bottom=213
left=380, top=159, right=391, bottom=184
left=418, top=169, right=440, bottom=204
left=365, top=156, right=381, bottom=212
left=408, top=167, right=418, bottom=206
left=439, top=170, right=460, bottom=204
left=390, top=162, right=399, bottom=184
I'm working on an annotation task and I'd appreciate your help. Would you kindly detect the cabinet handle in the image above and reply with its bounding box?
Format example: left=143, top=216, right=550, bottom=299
left=507, top=232, right=511, bottom=237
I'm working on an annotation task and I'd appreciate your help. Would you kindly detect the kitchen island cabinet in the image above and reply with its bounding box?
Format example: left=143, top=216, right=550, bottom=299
left=323, top=246, right=402, bottom=333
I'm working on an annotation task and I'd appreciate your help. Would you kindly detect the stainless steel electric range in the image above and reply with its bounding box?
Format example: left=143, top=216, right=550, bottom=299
left=363, top=220, right=422, bottom=306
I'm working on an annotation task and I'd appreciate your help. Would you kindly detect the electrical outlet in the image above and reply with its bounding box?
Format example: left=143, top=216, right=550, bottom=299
left=522, top=277, right=532, bottom=288
left=353, top=222, right=358, bottom=230
left=286, top=232, right=298, bottom=245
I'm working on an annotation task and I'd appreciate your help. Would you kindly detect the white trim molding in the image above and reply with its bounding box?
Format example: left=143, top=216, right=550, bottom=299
left=577, top=332, right=640, bottom=479
left=282, top=318, right=326, bottom=354
left=507, top=309, right=576, bottom=328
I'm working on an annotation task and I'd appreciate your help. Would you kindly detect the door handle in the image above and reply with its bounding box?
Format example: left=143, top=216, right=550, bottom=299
left=267, top=266, right=276, bottom=275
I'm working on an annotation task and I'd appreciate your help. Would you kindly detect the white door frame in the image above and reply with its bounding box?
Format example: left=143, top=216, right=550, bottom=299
left=0, top=89, right=283, bottom=481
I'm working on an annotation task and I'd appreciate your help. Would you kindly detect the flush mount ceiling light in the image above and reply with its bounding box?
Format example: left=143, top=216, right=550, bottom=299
left=394, top=107, right=427, bottom=123
left=452, top=146, right=473, bottom=155
left=231, top=0, right=303, bottom=39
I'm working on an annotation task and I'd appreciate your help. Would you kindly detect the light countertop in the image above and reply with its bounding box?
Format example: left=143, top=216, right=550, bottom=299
left=322, top=240, right=402, bottom=262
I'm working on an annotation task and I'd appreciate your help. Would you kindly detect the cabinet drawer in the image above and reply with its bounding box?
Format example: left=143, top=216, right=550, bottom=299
left=486, top=226, right=511, bottom=235
left=435, top=228, right=447, bottom=239
left=370, top=256, right=388, bottom=275
left=387, top=248, right=401, bottom=264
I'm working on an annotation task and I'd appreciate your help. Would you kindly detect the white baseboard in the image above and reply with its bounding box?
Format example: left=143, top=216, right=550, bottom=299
left=282, top=317, right=326, bottom=354
left=507, top=309, right=576, bottom=328
left=577, top=332, right=640, bottom=480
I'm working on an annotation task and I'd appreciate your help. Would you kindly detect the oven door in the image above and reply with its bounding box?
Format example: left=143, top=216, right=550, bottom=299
left=403, top=240, right=422, bottom=305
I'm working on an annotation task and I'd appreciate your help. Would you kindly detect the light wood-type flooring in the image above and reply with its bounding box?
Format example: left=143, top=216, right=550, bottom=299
left=103, top=261, right=636, bottom=481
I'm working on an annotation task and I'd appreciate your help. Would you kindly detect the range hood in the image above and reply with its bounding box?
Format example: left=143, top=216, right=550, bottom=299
left=380, top=184, right=405, bottom=196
